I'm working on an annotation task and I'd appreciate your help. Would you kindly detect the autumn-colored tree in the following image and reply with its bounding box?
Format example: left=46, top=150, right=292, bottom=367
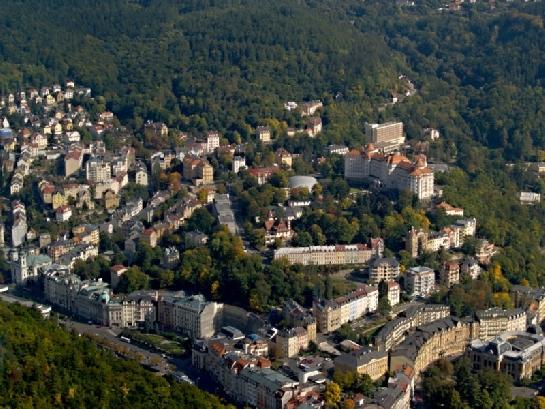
left=324, top=382, right=341, bottom=407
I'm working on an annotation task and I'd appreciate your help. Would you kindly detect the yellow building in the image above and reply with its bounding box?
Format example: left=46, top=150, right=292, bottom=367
left=335, top=348, right=388, bottom=381
left=390, top=317, right=475, bottom=377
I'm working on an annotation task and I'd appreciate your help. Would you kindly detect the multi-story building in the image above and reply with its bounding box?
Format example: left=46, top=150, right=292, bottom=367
left=183, top=156, right=214, bottom=185
left=232, top=155, right=246, bottom=174
left=511, top=286, right=545, bottom=324
left=374, top=304, right=450, bottom=351
left=305, top=117, right=322, bottom=137
left=206, top=131, right=220, bottom=153
left=314, top=285, right=378, bottom=333
left=134, top=164, right=148, bottom=186
left=274, top=327, right=310, bottom=358
left=274, top=241, right=383, bottom=266
left=344, top=147, right=434, bottom=200
left=64, top=146, right=83, bottom=177
left=475, top=308, right=527, bottom=341
left=281, top=299, right=317, bottom=343
left=275, top=148, right=293, bottom=168
left=406, top=219, right=476, bottom=258
left=334, top=348, right=388, bottom=381
left=369, top=258, right=400, bottom=284
left=43, top=268, right=155, bottom=327
left=156, top=292, right=223, bottom=339
left=440, top=261, right=460, bottom=288
left=386, top=280, right=400, bottom=307
left=389, top=317, right=474, bottom=377
left=364, top=121, right=405, bottom=152
left=468, top=332, right=545, bottom=381
left=405, top=266, right=435, bottom=297
left=192, top=339, right=302, bottom=409
left=461, top=257, right=481, bottom=280
left=256, top=126, right=271, bottom=143
left=86, top=157, right=112, bottom=183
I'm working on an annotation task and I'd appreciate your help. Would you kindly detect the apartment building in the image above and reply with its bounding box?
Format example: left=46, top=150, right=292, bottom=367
left=314, top=285, right=378, bottom=333
left=374, top=304, right=450, bottom=351
left=281, top=299, right=317, bottom=343
left=43, top=268, right=155, bottom=327
left=134, top=164, right=148, bottom=186
left=274, top=327, right=310, bottom=358
left=475, top=308, right=527, bottom=341
left=274, top=241, right=383, bottom=266
left=389, top=317, right=474, bottom=377
left=156, top=292, right=223, bottom=339
left=192, top=339, right=302, bottom=409
left=206, top=131, right=220, bottom=153
left=256, top=126, right=271, bottom=143
left=344, top=147, right=434, bottom=200
left=511, top=286, right=545, bottom=324
left=405, top=266, right=435, bottom=297
left=369, top=258, right=400, bottom=284
left=440, top=261, right=460, bottom=288
left=387, top=280, right=400, bottom=307
left=334, top=348, right=388, bottom=381
left=364, top=121, right=405, bottom=152
left=86, top=157, right=112, bottom=183
left=232, top=155, right=246, bottom=173
left=183, top=156, right=214, bottom=185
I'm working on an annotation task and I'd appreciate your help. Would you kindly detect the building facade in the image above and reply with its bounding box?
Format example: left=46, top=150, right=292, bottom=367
left=344, top=147, right=433, bottom=200
left=274, top=241, right=383, bottom=266
left=314, top=285, right=378, bottom=333
left=369, top=258, right=400, bottom=284
left=406, top=266, right=435, bottom=297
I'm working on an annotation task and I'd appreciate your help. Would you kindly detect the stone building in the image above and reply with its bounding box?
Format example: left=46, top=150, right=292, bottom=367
left=467, top=332, right=545, bottom=381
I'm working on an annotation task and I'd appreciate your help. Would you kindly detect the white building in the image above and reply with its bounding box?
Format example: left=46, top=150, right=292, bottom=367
left=345, top=147, right=434, bottom=200
left=232, top=155, right=246, bottom=174
left=206, top=131, right=220, bottom=153
left=387, top=280, right=400, bottom=307
left=135, top=165, right=148, bottom=186
left=364, top=122, right=405, bottom=152
left=406, top=266, right=435, bottom=297
left=86, top=157, right=112, bottom=183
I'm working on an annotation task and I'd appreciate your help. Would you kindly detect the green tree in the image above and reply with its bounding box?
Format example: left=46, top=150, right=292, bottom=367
left=117, top=266, right=150, bottom=293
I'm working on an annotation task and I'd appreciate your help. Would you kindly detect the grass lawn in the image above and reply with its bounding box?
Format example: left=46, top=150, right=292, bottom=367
left=125, top=330, right=186, bottom=357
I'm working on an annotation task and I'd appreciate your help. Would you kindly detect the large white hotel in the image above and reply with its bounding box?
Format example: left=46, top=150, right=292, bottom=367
left=344, top=145, right=434, bottom=200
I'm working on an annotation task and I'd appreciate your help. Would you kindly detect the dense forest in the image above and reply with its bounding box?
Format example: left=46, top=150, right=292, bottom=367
left=0, top=301, right=232, bottom=408
left=0, top=0, right=545, bottom=157
left=0, top=0, right=543, bottom=303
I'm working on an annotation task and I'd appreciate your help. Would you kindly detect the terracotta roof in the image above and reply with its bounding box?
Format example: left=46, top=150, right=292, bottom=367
left=409, top=167, right=433, bottom=176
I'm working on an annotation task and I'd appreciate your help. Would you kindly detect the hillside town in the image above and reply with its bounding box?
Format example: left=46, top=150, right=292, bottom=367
left=1, top=81, right=545, bottom=409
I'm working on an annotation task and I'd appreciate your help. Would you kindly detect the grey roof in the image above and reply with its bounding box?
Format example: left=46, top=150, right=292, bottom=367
left=335, top=347, right=387, bottom=368
left=371, top=257, right=399, bottom=268
left=239, top=367, right=298, bottom=391
left=288, top=175, right=317, bottom=190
